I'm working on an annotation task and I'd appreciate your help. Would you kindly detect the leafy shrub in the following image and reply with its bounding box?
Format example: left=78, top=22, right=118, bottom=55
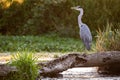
left=0, top=0, right=120, bottom=37
left=9, top=51, right=39, bottom=80
left=0, top=0, right=36, bottom=35
left=96, top=23, right=120, bottom=51
left=19, top=0, right=120, bottom=37
left=23, top=0, right=78, bottom=37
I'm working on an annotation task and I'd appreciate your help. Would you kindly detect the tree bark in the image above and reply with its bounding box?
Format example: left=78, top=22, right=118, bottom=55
left=0, top=64, right=16, bottom=76
left=38, top=51, right=120, bottom=76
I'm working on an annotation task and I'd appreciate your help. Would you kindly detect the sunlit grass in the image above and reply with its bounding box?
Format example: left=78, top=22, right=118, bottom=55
left=0, top=0, right=24, bottom=8
left=14, top=0, right=24, bottom=4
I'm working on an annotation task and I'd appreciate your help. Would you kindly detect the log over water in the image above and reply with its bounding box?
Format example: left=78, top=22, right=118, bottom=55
left=0, top=51, right=120, bottom=77
left=38, top=51, right=120, bottom=76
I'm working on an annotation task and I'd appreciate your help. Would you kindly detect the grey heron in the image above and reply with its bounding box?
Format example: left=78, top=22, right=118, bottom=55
left=71, top=6, right=92, bottom=50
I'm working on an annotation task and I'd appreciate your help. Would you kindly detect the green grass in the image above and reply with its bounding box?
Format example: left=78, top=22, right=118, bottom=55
left=3, top=51, right=39, bottom=80
left=0, top=34, right=92, bottom=53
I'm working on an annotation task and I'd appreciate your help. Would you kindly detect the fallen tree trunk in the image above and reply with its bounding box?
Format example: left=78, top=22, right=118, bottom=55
left=0, top=51, right=120, bottom=77
left=39, top=51, right=120, bottom=76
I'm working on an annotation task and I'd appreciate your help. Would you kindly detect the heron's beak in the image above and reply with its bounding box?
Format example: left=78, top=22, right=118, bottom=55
left=71, top=6, right=80, bottom=11
left=71, top=7, right=76, bottom=10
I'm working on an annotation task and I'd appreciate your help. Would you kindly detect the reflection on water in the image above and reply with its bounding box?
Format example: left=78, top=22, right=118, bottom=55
left=41, top=67, right=120, bottom=80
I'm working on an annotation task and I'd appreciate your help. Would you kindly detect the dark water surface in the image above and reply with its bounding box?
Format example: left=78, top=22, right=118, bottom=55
left=41, top=67, right=120, bottom=80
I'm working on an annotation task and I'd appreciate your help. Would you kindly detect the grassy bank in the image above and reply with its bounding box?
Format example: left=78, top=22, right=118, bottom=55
left=0, top=34, right=94, bottom=53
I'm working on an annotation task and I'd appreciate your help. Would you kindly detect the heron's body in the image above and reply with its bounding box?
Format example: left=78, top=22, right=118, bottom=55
left=71, top=6, right=92, bottom=50
left=79, top=23, right=92, bottom=50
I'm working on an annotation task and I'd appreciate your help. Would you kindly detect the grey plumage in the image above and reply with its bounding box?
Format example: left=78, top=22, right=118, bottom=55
left=71, top=6, right=92, bottom=50
left=80, top=24, right=92, bottom=50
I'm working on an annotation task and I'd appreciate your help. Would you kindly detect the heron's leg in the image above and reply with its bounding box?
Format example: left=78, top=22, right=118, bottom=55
left=82, top=44, right=87, bottom=53
left=83, top=44, right=90, bottom=54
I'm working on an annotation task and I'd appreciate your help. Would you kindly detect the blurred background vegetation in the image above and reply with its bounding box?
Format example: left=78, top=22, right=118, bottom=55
left=0, top=1, right=119, bottom=79
left=0, top=0, right=120, bottom=52
left=0, top=0, right=120, bottom=36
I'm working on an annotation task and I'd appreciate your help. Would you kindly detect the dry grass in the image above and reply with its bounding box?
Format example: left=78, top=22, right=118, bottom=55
left=96, top=23, right=120, bottom=51
left=0, top=52, right=65, bottom=63
left=0, top=53, right=11, bottom=63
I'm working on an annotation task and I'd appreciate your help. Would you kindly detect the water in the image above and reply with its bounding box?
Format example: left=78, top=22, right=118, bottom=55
left=41, top=67, right=120, bottom=80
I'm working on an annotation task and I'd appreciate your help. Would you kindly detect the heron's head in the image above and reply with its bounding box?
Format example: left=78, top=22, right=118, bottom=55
left=71, top=6, right=83, bottom=11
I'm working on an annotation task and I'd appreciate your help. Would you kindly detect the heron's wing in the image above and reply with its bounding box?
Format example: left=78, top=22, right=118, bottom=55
left=80, top=24, right=92, bottom=50
left=80, top=24, right=92, bottom=41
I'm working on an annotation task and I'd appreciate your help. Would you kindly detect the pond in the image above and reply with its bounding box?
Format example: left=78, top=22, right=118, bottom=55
left=41, top=67, right=120, bottom=80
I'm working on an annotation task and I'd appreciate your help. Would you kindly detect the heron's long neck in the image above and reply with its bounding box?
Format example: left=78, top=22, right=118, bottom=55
left=78, top=9, right=83, bottom=27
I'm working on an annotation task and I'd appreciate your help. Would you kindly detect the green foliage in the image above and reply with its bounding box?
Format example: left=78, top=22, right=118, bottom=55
left=24, top=0, right=78, bottom=37
left=96, top=23, right=120, bottom=51
left=0, top=34, right=85, bottom=52
left=0, top=0, right=120, bottom=37
left=0, top=0, right=36, bottom=35
left=8, top=51, right=39, bottom=80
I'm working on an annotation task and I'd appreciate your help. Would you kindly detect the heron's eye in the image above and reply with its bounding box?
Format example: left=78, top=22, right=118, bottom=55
left=78, top=6, right=81, bottom=8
